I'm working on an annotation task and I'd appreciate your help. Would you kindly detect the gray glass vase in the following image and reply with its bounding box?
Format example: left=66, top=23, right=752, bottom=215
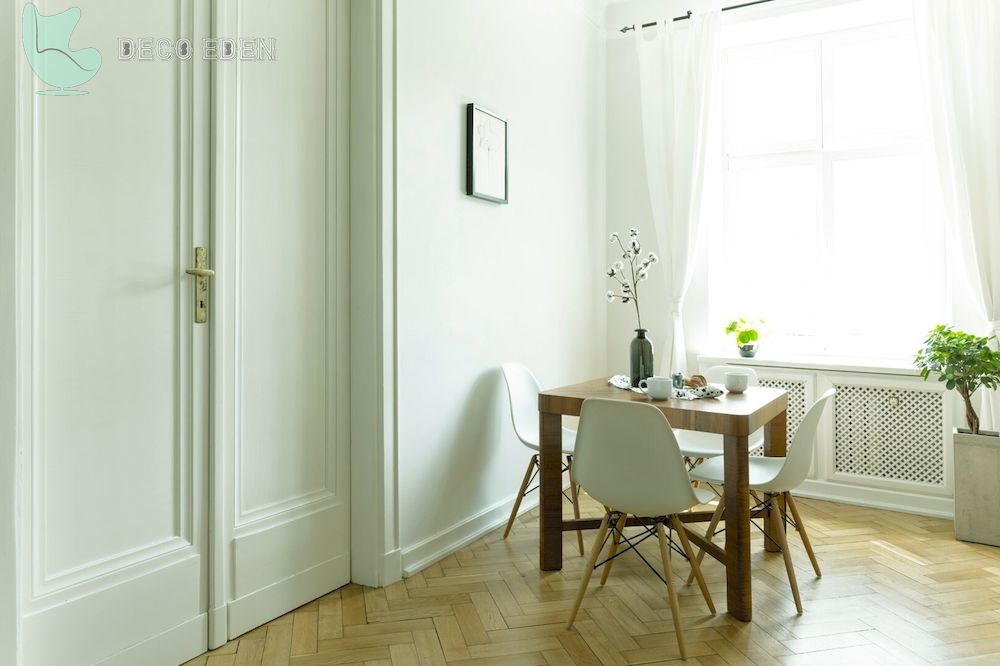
left=630, top=329, right=654, bottom=387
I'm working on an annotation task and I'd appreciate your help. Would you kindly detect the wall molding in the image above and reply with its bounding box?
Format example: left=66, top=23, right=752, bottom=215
left=400, top=493, right=534, bottom=577
left=400, top=481, right=570, bottom=578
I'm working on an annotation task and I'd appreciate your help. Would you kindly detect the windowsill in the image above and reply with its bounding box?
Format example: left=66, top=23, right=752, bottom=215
left=697, top=352, right=920, bottom=376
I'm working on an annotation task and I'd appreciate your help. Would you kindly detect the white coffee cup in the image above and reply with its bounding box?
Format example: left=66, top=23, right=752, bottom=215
left=639, top=376, right=673, bottom=400
left=724, top=371, right=750, bottom=394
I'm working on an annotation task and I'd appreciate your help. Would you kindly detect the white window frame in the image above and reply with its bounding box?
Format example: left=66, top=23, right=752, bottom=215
left=710, top=14, right=950, bottom=359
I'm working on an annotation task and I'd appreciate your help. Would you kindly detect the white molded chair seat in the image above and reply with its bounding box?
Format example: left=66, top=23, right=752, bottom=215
left=519, top=426, right=577, bottom=456
left=691, top=486, right=720, bottom=505
left=674, top=366, right=763, bottom=460
left=688, top=455, right=784, bottom=491
left=675, top=429, right=765, bottom=460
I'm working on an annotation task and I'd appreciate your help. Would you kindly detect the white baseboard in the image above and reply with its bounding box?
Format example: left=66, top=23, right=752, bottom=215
left=797, top=478, right=954, bottom=519
left=400, top=482, right=568, bottom=577
left=98, top=613, right=206, bottom=666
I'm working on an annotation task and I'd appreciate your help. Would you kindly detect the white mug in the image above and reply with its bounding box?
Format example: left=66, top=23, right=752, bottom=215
left=724, top=371, right=750, bottom=394
left=639, top=376, right=673, bottom=400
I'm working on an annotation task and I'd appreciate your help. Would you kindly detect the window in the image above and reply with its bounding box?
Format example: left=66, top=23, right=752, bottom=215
left=708, top=1, right=947, bottom=359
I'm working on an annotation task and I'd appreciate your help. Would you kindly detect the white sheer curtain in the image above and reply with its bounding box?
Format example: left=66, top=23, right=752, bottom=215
left=634, top=11, right=721, bottom=376
left=915, top=0, right=1000, bottom=430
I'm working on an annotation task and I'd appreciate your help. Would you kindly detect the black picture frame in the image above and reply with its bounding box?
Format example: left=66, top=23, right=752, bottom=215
left=466, top=103, right=508, bottom=204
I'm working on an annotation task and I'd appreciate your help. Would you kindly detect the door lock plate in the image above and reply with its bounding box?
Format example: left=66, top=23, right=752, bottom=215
left=185, top=247, right=215, bottom=324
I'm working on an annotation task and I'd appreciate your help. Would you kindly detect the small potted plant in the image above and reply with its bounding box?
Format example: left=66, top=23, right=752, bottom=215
left=915, top=324, right=1000, bottom=546
left=725, top=318, right=765, bottom=358
left=606, top=228, right=658, bottom=387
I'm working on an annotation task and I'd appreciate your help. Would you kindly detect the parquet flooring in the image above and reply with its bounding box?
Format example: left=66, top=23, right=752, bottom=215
left=185, top=494, right=1000, bottom=665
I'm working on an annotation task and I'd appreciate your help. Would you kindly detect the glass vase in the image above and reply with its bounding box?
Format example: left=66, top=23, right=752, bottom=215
left=630, top=329, right=654, bottom=387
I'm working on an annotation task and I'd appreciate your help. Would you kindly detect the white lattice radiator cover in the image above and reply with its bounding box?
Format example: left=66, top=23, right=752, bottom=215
left=756, top=378, right=808, bottom=456
left=833, top=383, right=945, bottom=486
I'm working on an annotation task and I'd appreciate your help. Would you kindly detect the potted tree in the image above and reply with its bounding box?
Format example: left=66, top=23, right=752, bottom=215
left=915, top=325, right=1000, bottom=546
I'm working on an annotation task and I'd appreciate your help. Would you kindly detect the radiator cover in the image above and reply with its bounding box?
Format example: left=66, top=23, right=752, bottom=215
left=756, top=377, right=808, bottom=455
left=833, top=383, right=945, bottom=486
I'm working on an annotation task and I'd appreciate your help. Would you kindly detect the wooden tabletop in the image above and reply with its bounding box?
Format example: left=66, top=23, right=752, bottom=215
left=538, top=378, right=788, bottom=437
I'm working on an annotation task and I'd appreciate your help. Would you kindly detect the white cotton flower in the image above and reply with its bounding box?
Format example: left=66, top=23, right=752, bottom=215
left=609, top=232, right=619, bottom=242
left=648, top=252, right=659, bottom=263
left=622, top=283, right=631, bottom=293
left=641, top=258, right=650, bottom=267
left=638, top=269, right=648, bottom=281
left=621, top=297, right=630, bottom=304
left=606, top=290, right=616, bottom=302
left=629, top=239, right=640, bottom=252
left=629, top=227, right=638, bottom=237
left=607, top=267, right=616, bottom=277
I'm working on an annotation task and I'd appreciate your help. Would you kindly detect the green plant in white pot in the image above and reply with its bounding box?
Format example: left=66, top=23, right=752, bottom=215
left=725, top=318, right=765, bottom=358
left=915, top=324, right=1000, bottom=546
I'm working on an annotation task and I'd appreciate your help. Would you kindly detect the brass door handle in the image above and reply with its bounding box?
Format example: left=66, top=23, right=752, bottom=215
left=186, top=247, right=213, bottom=323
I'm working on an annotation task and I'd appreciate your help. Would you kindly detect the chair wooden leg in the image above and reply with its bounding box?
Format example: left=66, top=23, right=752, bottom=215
left=687, top=500, right=724, bottom=584
left=672, top=515, right=715, bottom=615
left=503, top=455, right=537, bottom=539
left=567, top=512, right=611, bottom=629
left=773, top=502, right=803, bottom=614
left=567, top=456, right=584, bottom=556
left=655, top=522, right=686, bottom=660
left=599, top=513, right=629, bottom=585
left=785, top=492, right=821, bottom=577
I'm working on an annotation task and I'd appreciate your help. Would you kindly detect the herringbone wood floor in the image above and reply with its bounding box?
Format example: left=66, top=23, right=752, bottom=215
left=186, top=494, right=1000, bottom=665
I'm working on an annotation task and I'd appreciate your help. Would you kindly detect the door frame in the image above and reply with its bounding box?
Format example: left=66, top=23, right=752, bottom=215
left=346, top=0, right=402, bottom=591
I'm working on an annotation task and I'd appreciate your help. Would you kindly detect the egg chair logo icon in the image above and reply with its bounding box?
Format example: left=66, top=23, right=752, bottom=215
left=21, top=3, right=101, bottom=95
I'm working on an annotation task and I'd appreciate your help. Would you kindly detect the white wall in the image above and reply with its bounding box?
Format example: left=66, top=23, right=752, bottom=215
left=394, top=0, right=607, bottom=572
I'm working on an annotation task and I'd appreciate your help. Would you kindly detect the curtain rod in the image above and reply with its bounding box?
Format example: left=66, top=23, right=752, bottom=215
left=620, top=0, right=776, bottom=33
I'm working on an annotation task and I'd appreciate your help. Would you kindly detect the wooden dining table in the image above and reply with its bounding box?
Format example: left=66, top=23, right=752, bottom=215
left=537, top=378, right=789, bottom=622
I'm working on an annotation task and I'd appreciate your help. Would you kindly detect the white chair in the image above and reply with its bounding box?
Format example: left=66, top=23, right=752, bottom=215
left=675, top=365, right=763, bottom=465
left=567, top=398, right=716, bottom=660
left=500, top=363, right=584, bottom=555
left=689, top=389, right=835, bottom=615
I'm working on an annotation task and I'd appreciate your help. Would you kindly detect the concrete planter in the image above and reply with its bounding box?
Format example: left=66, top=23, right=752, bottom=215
left=953, top=427, right=1000, bottom=546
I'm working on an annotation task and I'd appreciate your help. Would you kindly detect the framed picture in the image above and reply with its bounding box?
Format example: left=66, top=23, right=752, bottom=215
left=466, top=103, right=508, bottom=204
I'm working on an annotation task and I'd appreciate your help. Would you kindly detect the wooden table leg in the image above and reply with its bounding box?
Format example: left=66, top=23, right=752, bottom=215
left=539, top=411, right=564, bottom=571
left=724, top=433, right=752, bottom=621
left=763, top=409, right=788, bottom=554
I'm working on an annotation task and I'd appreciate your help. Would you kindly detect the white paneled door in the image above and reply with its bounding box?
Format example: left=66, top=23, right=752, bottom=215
left=213, top=0, right=352, bottom=640
left=15, top=0, right=349, bottom=663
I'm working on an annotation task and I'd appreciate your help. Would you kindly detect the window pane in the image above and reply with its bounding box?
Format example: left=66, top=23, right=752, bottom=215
left=830, top=33, right=924, bottom=139
left=721, top=163, right=819, bottom=337
left=730, top=48, right=817, bottom=148
left=830, top=153, right=945, bottom=352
